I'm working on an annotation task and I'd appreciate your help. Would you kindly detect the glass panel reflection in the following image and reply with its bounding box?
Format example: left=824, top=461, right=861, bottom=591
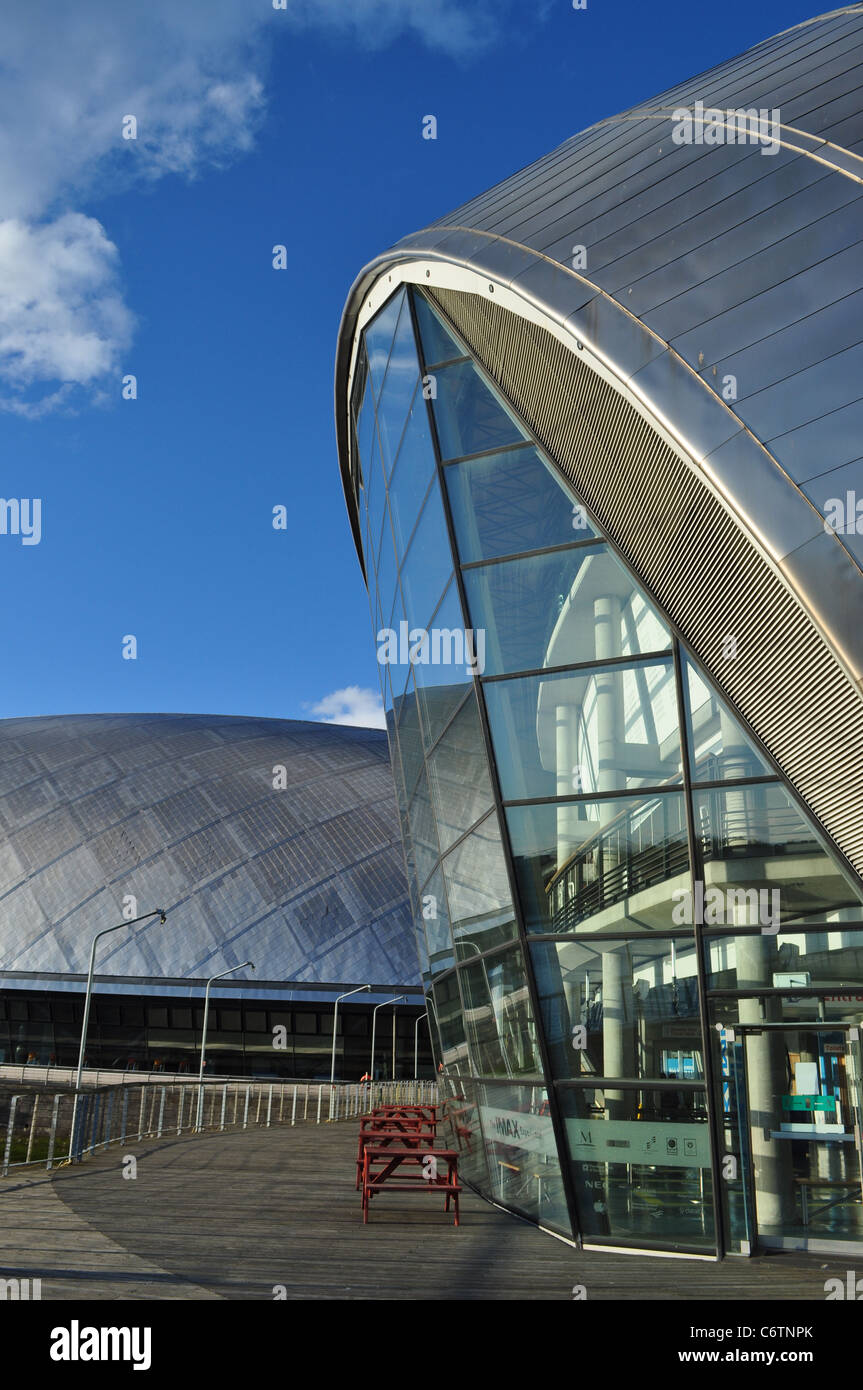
left=559, top=1085, right=714, bottom=1247
left=431, top=358, right=527, bottom=461
left=365, top=289, right=404, bottom=399
left=705, top=927, right=863, bottom=993
left=445, top=445, right=596, bottom=562
left=398, top=477, right=452, bottom=633
left=442, top=813, right=518, bottom=955
left=683, top=651, right=774, bottom=783
left=437, top=1075, right=491, bottom=1191
left=406, top=765, right=440, bottom=892
left=532, top=937, right=703, bottom=1083
left=388, top=393, right=437, bottom=558
left=412, top=288, right=465, bottom=367
left=475, top=1079, right=570, bottom=1232
left=412, top=582, right=473, bottom=753
left=485, top=661, right=681, bottom=801
left=506, top=794, right=690, bottom=934
left=426, top=692, right=494, bottom=852
left=433, top=975, right=470, bottom=1073
left=694, top=783, right=863, bottom=926
left=422, top=866, right=455, bottom=976
left=460, top=945, right=541, bottom=1077
left=377, top=298, right=421, bottom=477
left=461, top=544, right=671, bottom=677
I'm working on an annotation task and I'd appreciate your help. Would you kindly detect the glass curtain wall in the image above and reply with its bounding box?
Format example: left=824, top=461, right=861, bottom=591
left=350, top=284, right=863, bottom=1253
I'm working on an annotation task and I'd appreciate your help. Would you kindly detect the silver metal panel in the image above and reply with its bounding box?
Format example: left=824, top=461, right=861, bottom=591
left=737, top=340, right=863, bottom=439
left=767, top=397, right=863, bottom=483
left=620, top=169, right=860, bottom=319
left=668, top=242, right=863, bottom=367
left=700, top=430, right=826, bottom=561
left=629, top=349, right=741, bottom=460
left=802, top=458, right=863, bottom=569
left=718, top=287, right=863, bottom=397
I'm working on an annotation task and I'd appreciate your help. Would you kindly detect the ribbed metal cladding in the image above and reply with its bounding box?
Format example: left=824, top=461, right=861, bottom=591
left=428, top=284, right=863, bottom=881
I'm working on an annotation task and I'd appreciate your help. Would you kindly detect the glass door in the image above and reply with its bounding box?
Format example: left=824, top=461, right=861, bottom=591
left=724, top=1023, right=863, bottom=1253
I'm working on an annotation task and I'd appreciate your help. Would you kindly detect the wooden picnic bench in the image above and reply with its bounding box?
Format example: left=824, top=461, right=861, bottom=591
left=359, top=1113, right=438, bottom=1136
left=356, top=1127, right=437, bottom=1188
left=361, top=1145, right=461, bottom=1225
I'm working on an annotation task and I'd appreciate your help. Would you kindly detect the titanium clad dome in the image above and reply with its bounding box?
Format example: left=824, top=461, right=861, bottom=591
left=0, top=713, right=416, bottom=985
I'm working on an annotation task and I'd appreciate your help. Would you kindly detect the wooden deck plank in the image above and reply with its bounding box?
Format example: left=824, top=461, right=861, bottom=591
left=1, top=1123, right=859, bottom=1299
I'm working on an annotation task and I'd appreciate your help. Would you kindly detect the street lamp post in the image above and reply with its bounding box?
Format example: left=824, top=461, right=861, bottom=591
left=75, top=909, right=167, bottom=1090
left=330, top=985, right=370, bottom=1084
left=196, top=962, right=254, bottom=1129
left=370, top=996, right=406, bottom=1082
left=413, top=1012, right=428, bottom=1078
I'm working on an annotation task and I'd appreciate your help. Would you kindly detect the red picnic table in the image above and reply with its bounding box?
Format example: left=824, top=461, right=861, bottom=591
left=356, top=1126, right=436, bottom=1189
left=359, top=1113, right=438, bottom=1137
left=361, top=1145, right=461, bottom=1225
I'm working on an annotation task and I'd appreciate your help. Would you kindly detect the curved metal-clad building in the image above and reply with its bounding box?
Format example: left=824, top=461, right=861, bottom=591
left=335, top=9, right=863, bottom=1258
left=0, top=712, right=415, bottom=986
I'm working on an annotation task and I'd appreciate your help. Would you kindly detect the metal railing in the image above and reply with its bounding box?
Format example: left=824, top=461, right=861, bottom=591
left=0, top=1078, right=439, bottom=1176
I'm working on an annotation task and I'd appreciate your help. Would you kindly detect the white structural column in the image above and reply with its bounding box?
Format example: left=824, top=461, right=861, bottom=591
left=593, top=594, right=636, bottom=1118
left=736, top=931, right=795, bottom=1229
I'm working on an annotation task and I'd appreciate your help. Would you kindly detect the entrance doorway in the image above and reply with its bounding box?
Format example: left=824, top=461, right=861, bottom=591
left=720, top=1022, right=863, bottom=1253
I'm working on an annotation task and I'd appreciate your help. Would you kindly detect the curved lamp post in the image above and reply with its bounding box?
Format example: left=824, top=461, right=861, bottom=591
left=76, top=909, right=167, bottom=1089
left=413, top=1011, right=428, bottom=1079
left=196, top=962, right=254, bottom=1128
left=330, top=985, right=370, bottom=1083
left=370, top=996, right=406, bottom=1082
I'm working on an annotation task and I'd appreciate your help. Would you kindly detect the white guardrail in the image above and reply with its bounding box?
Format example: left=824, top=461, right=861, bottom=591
left=0, top=1076, right=439, bottom=1176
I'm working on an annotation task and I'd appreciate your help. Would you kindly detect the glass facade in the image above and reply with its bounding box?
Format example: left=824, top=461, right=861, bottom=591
left=350, top=284, right=863, bottom=1255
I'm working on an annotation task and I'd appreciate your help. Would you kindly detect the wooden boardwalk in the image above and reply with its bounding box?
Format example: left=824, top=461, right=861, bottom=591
left=1, top=1122, right=858, bottom=1299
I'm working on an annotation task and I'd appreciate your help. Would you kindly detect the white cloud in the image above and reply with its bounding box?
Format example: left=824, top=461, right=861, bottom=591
left=0, top=0, right=508, bottom=414
left=0, top=215, right=134, bottom=415
left=308, top=686, right=386, bottom=729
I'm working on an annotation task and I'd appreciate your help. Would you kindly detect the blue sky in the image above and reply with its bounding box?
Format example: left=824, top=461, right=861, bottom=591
left=0, top=0, right=817, bottom=727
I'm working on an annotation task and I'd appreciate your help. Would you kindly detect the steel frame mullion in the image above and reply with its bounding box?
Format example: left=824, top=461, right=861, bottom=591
left=672, top=634, right=726, bottom=1260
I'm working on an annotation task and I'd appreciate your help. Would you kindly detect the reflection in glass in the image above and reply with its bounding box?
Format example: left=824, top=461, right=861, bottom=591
left=476, top=1080, right=570, bottom=1232
left=412, top=288, right=465, bottom=367
left=532, top=937, right=702, bottom=1083
left=485, top=661, right=681, bottom=802
left=460, top=945, right=541, bottom=1077
left=365, top=289, right=404, bottom=398
left=412, top=582, right=473, bottom=753
left=559, top=1085, right=714, bottom=1247
left=398, top=477, right=452, bottom=633
left=421, top=867, right=455, bottom=977
left=394, top=674, right=424, bottom=800
left=444, top=444, right=597, bottom=562
left=406, top=765, right=440, bottom=892
left=442, top=814, right=518, bottom=956
left=694, top=784, right=863, bottom=926
left=433, top=975, right=470, bottom=1073
left=377, top=298, right=421, bottom=477
left=683, top=651, right=773, bottom=783
left=705, top=927, right=863, bottom=992
left=427, top=693, right=494, bottom=853
left=387, top=393, right=437, bottom=558
left=438, top=1074, right=491, bottom=1191
left=506, top=794, right=690, bottom=934
left=461, top=544, right=671, bottom=677
left=430, top=358, right=527, bottom=461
